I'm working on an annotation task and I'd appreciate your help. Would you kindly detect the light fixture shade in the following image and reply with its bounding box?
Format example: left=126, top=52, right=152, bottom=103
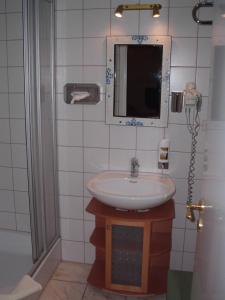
left=152, top=7, right=160, bottom=17
left=115, top=5, right=123, bottom=18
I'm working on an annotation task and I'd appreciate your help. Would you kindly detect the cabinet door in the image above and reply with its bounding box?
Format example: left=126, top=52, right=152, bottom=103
left=105, top=218, right=150, bottom=293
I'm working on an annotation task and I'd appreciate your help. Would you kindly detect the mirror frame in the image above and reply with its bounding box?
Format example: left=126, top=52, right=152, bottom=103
left=106, top=35, right=171, bottom=127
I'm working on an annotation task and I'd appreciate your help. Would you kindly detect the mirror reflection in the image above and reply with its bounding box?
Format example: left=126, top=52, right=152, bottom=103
left=114, top=44, right=163, bottom=119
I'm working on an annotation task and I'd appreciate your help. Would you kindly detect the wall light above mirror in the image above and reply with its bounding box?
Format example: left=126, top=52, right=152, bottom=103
left=114, top=3, right=162, bottom=19
left=106, top=36, right=171, bottom=127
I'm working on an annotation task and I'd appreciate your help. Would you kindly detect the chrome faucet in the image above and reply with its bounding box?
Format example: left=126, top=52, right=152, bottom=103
left=130, top=157, right=139, bottom=178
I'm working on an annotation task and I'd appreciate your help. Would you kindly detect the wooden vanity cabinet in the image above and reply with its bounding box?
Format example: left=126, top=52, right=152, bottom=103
left=86, top=198, right=175, bottom=296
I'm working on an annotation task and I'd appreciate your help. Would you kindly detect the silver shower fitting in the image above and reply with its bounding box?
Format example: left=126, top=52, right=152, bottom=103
left=192, top=1, right=214, bottom=25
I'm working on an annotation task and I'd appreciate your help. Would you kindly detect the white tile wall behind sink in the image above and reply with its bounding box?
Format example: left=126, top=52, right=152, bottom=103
left=0, top=1, right=29, bottom=234
left=55, top=0, right=211, bottom=271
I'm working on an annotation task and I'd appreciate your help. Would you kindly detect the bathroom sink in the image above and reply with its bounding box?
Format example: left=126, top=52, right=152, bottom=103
left=87, top=171, right=176, bottom=210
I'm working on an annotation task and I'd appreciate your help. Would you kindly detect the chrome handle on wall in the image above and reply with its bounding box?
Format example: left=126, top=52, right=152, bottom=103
left=192, top=1, right=214, bottom=25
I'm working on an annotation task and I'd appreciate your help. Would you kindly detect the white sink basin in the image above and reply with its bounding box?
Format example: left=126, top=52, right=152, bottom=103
left=87, top=171, right=176, bottom=210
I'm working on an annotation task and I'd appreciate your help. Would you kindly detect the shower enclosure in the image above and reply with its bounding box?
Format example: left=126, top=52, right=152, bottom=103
left=0, top=0, right=60, bottom=294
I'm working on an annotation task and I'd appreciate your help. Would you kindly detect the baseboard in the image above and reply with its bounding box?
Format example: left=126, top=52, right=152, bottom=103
left=31, top=239, right=61, bottom=299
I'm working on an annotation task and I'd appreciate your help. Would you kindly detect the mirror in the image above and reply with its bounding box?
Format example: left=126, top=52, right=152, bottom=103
left=106, top=36, right=171, bottom=127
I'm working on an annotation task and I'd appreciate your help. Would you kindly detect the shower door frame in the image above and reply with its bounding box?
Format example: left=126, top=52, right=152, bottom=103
left=23, top=0, right=60, bottom=267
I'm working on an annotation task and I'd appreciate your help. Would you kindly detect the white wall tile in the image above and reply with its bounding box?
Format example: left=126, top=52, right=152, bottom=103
left=14, top=191, right=30, bottom=214
left=170, top=67, right=196, bottom=92
left=56, top=10, right=83, bottom=38
left=10, top=119, right=26, bottom=143
left=56, top=94, right=83, bottom=121
left=59, top=196, right=83, bottom=219
left=170, top=0, right=196, bottom=7
left=84, top=38, right=106, bottom=66
left=0, top=212, right=16, bottom=230
left=58, top=146, right=83, bottom=172
left=140, top=8, right=169, bottom=36
left=111, top=0, right=138, bottom=8
left=136, top=150, right=158, bottom=173
left=170, top=251, right=183, bottom=270
left=0, top=14, right=6, bottom=40
left=7, top=40, right=23, bottom=66
left=197, top=38, right=212, bottom=67
left=137, top=127, right=163, bottom=150
left=83, top=66, right=106, bottom=93
left=13, top=168, right=28, bottom=191
left=109, top=149, right=135, bottom=171
left=85, top=242, right=95, bottom=264
left=6, top=13, right=23, bottom=40
left=0, top=41, right=7, bottom=66
left=84, top=197, right=95, bottom=221
left=58, top=171, right=83, bottom=196
left=110, top=125, right=136, bottom=149
left=83, top=96, right=105, bottom=122
left=8, top=67, right=24, bottom=93
left=173, top=203, right=186, bottom=228
left=61, top=218, right=84, bottom=241
left=166, top=124, right=192, bottom=152
left=182, top=252, right=195, bottom=271
left=0, top=190, right=14, bottom=212
left=0, top=143, right=11, bottom=167
left=169, top=7, right=198, bottom=37
left=171, top=38, right=197, bottom=67
left=84, top=122, right=109, bottom=148
left=0, top=119, right=10, bottom=143
left=84, top=220, right=95, bottom=242
left=11, top=144, right=27, bottom=168
left=196, top=68, right=210, bottom=97
left=0, top=68, right=8, bottom=93
left=173, top=179, right=188, bottom=204
left=56, top=0, right=83, bottom=10
left=56, top=38, right=83, bottom=66
left=56, top=66, right=83, bottom=94
left=0, top=167, right=13, bottom=189
left=0, top=0, right=5, bottom=12
left=84, top=173, right=96, bottom=197
left=0, top=94, right=9, bottom=118
left=84, top=0, right=110, bottom=9
left=16, top=213, right=30, bottom=232
left=172, top=228, right=185, bottom=251
left=167, top=152, right=190, bottom=178
left=184, top=229, right=197, bottom=252
left=198, top=7, right=213, bottom=38
left=9, top=93, right=25, bottom=118
left=57, top=120, right=83, bottom=147
left=6, top=0, right=22, bottom=12
left=141, top=0, right=169, bottom=6
left=111, top=10, right=139, bottom=36
left=84, top=9, right=110, bottom=37
left=62, top=240, right=84, bottom=262
left=84, top=148, right=109, bottom=173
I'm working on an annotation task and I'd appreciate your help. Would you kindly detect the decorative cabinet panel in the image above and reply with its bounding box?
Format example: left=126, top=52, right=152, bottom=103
left=86, top=198, right=175, bottom=296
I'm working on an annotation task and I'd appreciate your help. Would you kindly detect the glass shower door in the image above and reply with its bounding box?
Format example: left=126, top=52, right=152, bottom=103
left=24, top=0, right=59, bottom=263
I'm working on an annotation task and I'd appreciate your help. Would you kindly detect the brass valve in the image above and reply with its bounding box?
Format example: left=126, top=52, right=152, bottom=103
left=186, top=199, right=205, bottom=222
left=186, top=200, right=212, bottom=231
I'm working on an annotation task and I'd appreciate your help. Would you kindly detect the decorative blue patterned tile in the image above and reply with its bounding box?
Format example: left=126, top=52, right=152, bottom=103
left=106, top=67, right=113, bottom=84
left=132, top=35, right=148, bottom=44
left=125, top=118, right=144, bottom=126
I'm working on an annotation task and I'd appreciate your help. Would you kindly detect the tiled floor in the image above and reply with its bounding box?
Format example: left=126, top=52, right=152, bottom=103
left=39, top=262, right=166, bottom=300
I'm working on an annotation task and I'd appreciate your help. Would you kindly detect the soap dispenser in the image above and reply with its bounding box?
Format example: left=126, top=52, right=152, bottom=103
left=158, top=138, right=170, bottom=169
